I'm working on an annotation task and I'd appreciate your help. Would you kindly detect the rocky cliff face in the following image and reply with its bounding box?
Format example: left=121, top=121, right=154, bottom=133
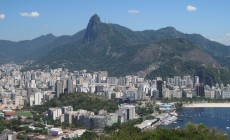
left=83, top=14, right=102, bottom=43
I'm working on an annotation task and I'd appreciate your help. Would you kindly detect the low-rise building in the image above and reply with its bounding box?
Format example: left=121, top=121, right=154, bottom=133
left=2, top=110, right=16, bottom=120
left=49, top=128, right=63, bottom=136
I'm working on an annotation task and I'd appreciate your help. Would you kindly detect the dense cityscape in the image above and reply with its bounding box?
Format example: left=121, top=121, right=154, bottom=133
left=1, top=0, right=230, bottom=139
left=1, top=64, right=230, bottom=109
left=0, top=64, right=230, bottom=139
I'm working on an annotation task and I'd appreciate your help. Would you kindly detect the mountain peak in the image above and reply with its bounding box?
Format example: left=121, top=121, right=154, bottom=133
left=158, top=26, right=177, bottom=32
left=89, top=14, right=101, bottom=24
left=83, top=14, right=102, bottom=43
left=45, top=33, right=56, bottom=37
left=32, top=33, right=56, bottom=42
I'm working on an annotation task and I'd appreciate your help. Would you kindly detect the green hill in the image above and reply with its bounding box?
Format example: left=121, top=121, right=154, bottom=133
left=33, top=93, right=118, bottom=114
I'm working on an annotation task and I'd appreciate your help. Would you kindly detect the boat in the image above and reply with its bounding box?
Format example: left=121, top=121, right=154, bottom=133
left=186, top=115, right=192, bottom=118
left=177, top=118, right=183, bottom=121
left=170, top=112, right=178, bottom=116
left=226, top=127, right=229, bottom=129
left=175, top=126, right=180, bottom=129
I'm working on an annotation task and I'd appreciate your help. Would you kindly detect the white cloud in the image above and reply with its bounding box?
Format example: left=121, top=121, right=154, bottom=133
left=201, top=34, right=207, bottom=37
left=186, top=5, right=197, bottom=11
left=128, top=10, right=141, bottom=14
left=0, top=13, right=5, bottom=20
left=20, top=11, right=40, bottom=17
left=209, top=36, right=230, bottom=46
left=225, top=33, right=230, bottom=36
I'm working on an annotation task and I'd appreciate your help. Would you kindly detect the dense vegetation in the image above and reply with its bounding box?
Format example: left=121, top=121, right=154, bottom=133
left=0, top=117, right=47, bottom=135
left=33, top=93, right=118, bottom=114
left=146, top=58, right=230, bottom=86
left=0, top=118, right=22, bottom=131
left=106, top=123, right=227, bottom=140
left=136, top=102, right=154, bottom=116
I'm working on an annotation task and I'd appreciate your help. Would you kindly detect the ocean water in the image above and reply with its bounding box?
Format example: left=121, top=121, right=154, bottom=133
left=170, top=108, right=230, bottom=137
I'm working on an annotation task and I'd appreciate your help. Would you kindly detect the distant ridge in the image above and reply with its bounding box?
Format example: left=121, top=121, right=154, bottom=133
left=1, top=14, right=230, bottom=85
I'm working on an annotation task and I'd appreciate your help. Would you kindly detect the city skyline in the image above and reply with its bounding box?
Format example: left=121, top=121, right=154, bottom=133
left=0, top=0, right=229, bottom=45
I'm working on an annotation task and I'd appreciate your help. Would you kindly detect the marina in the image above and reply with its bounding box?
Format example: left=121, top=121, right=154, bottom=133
left=135, top=112, right=179, bottom=130
left=136, top=107, right=230, bottom=138
left=172, top=107, right=230, bottom=137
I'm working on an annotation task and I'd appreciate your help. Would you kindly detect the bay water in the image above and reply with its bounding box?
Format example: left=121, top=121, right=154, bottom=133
left=169, top=108, right=230, bottom=137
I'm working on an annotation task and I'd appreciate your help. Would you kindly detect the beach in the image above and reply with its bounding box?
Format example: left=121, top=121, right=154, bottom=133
left=184, top=103, right=230, bottom=108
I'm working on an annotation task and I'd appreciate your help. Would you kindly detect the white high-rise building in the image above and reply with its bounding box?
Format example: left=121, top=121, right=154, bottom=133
left=62, top=106, right=73, bottom=114
left=31, top=80, right=36, bottom=88
left=118, top=77, right=126, bottom=86
left=55, top=80, right=63, bottom=98
left=163, top=88, right=172, bottom=99
left=172, top=89, right=182, bottom=98
left=34, top=92, right=43, bottom=105
left=48, top=107, right=62, bottom=120
left=195, top=76, right=199, bottom=84
left=14, top=95, right=24, bottom=106
left=29, top=95, right=35, bottom=106
left=67, top=79, right=73, bottom=93
left=174, top=76, right=181, bottom=87
left=205, top=89, right=215, bottom=99
left=118, top=104, right=136, bottom=123
left=222, top=90, right=230, bottom=99
left=107, top=77, right=118, bottom=85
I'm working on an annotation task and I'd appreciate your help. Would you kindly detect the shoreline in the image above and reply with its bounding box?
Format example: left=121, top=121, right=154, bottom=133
left=183, top=103, right=230, bottom=108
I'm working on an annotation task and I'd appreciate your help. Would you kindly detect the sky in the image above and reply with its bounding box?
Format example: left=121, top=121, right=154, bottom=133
left=0, top=0, right=230, bottom=45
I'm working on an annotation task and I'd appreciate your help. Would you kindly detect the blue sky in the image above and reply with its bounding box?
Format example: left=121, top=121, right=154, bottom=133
left=0, top=0, right=229, bottom=45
